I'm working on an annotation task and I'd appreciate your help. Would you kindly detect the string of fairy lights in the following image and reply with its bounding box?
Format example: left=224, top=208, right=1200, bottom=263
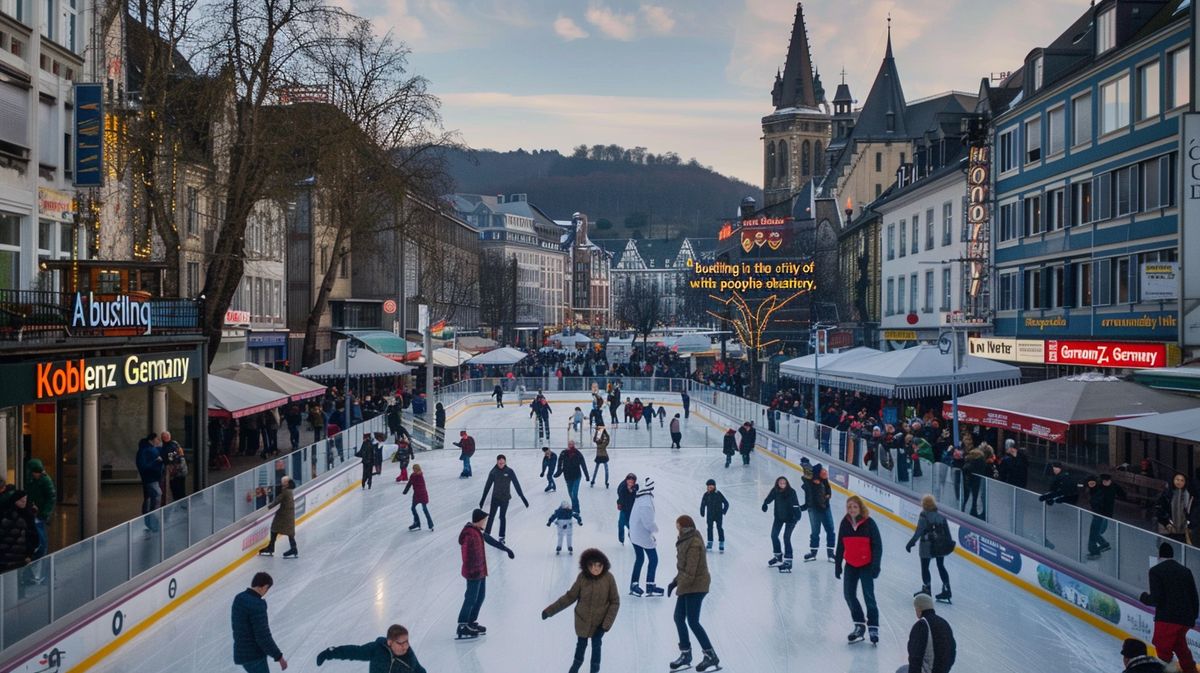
left=705, top=289, right=809, bottom=353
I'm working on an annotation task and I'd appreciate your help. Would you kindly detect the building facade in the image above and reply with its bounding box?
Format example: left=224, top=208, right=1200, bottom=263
left=599, top=237, right=710, bottom=326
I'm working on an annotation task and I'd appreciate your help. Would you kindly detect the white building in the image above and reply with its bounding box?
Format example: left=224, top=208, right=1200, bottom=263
left=596, top=237, right=714, bottom=327
left=876, top=158, right=969, bottom=349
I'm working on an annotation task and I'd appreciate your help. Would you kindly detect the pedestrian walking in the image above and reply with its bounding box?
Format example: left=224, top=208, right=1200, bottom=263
left=616, top=473, right=638, bottom=545
left=590, top=427, right=611, bottom=488
left=372, top=432, right=385, bottom=476
left=541, top=447, right=559, bottom=493
left=681, top=391, right=690, bottom=419
left=1084, top=474, right=1124, bottom=559
left=801, top=464, right=836, bottom=562
left=492, top=383, right=505, bottom=408
left=835, top=495, right=883, bottom=645
left=896, top=593, right=956, bottom=673
left=669, top=414, right=682, bottom=449
left=762, top=476, right=802, bottom=572
left=547, top=499, right=584, bottom=554
left=454, top=431, right=476, bottom=478
left=479, top=454, right=529, bottom=542
left=997, top=439, right=1029, bottom=488
left=722, top=429, right=736, bottom=468
left=316, top=624, right=426, bottom=672
left=628, top=477, right=663, bottom=597
left=435, top=403, right=446, bottom=451
left=456, top=509, right=515, bottom=639
left=960, top=447, right=987, bottom=518
left=1139, top=542, right=1199, bottom=672
left=1117, top=639, right=1167, bottom=673
left=258, top=477, right=298, bottom=558
left=542, top=548, right=620, bottom=673
left=737, top=422, right=756, bottom=466
left=355, top=433, right=377, bottom=490
left=404, top=464, right=433, bottom=531
left=699, top=479, right=729, bottom=552
left=231, top=572, right=287, bottom=672
left=904, top=495, right=954, bottom=603
left=555, top=440, right=591, bottom=515
left=667, top=515, right=719, bottom=672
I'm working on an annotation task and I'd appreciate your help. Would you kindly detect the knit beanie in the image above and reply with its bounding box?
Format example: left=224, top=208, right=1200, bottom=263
left=639, top=477, right=655, bottom=495
left=1160, top=542, right=1175, bottom=559
left=913, top=593, right=935, bottom=612
left=705, top=479, right=716, bottom=487
left=471, top=508, right=488, bottom=523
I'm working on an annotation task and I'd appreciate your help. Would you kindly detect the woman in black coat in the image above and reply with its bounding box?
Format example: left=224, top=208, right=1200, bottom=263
left=761, top=476, right=802, bottom=571
left=722, top=430, right=737, bottom=469
left=0, top=491, right=37, bottom=572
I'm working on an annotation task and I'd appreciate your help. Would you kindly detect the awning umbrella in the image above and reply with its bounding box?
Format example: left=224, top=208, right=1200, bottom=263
left=208, top=376, right=289, bottom=419
left=302, top=340, right=415, bottom=379
left=779, top=347, right=881, bottom=381
left=211, top=361, right=326, bottom=402
left=455, top=336, right=500, bottom=354
left=945, top=373, right=1197, bottom=442
left=432, top=347, right=473, bottom=368
left=467, top=347, right=529, bottom=366
left=345, top=330, right=420, bottom=362
left=818, top=344, right=1020, bottom=399
left=1107, top=406, right=1200, bottom=443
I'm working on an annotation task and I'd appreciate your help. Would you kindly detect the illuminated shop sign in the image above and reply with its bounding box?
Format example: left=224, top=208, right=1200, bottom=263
left=964, top=145, right=990, bottom=316
left=1045, top=340, right=1172, bottom=369
left=35, top=353, right=196, bottom=399
left=72, top=293, right=152, bottom=334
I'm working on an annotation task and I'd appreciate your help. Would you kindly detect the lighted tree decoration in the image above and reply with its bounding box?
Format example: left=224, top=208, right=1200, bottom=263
left=706, top=288, right=811, bottom=401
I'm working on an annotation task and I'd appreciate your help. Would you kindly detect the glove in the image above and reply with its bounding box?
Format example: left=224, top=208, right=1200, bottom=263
left=872, top=569, right=881, bottom=580
left=541, top=609, right=549, bottom=620
left=905, top=542, right=913, bottom=553
left=667, top=580, right=677, bottom=597
left=317, top=648, right=332, bottom=666
left=762, top=504, right=768, bottom=513
left=546, top=522, right=552, bottom=527
left=507, top=549, right=515, bottom=559
left=479, top=501, right=485, bottom=509
left=834, top=568, right=842, bottom=580
left=1139, top=592, right=1151, bottom=605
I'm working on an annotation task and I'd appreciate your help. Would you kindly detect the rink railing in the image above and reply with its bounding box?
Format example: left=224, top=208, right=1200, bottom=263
left=0, top=415, right=386, bottom=651
left=688, top=382, right=1192, bottom=601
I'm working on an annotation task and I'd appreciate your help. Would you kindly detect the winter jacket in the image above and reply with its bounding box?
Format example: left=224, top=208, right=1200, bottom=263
left=136, top=441, right=164, bottom=484
left=402, top=473, right=429, bottom=505
left=628, top=493, right=657, bottom=548
left=543, top=571, right=620, bottom=638
left=801, top=477, right=831, bottom=512
left=435, top=406, right=446, bottom=428
left=1041, top=470, right=1080, bottom=505
left=962, top=449, right=988, bottom=488
left=492, top=385, right=504, bottom=400
left=268, top=486, right=296, bottom=537
left=672, top=527, right=711, bottom=595
left=1122, top=655, right=1167, bottom=672
left=616, top=481, right=638, bottom=511
left=458, top=524, right=509, bottom=580
left=24, top=461, right=55, bottom=520
left=454, top=436, right=476, bottom=459
left=555, top=448, right=590, bottom=483
left=356, top=439, right=378, bottom=467
left=669, top=418, right=681, bottom=434
left=905, top=509, right=949, bottom=559
left=547, top=506, right=582, bottom=526
left=1087, top=483, right=1125, bottom=518
left=231, top=588, right=283, bottom=664
left=319, top=637, right=427, bottom=673
left=700, top=490, right=729, bottom=522
left=480, top=466, right=528, bottom=507
left=722, top=432, right=737, bottom=456
left=594, top=433, right=610, bottom=463
left=540, top=451, right=558, bottom=477
left=997, top=452, right=1029, bottom=488
left=905, top=608, right=957, bottom=673
left=1155, top=487, right=1199, bottom=532
left=0, top=502, right=36, bottom=571
left=835, top=514, right=882, bottom=576
left=762, top=485, right=802, bottom=524
left=737, top=427, right=757, bottom=454
left=1141, top=558, right=1200, bottom=627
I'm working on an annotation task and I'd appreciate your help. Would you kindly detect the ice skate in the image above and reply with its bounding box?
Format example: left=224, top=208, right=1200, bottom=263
left=568, top=547, right=574, bottom=554
left=847, top=623, right=866, bottom=643
left=556, top=546, right=561, bottom=555
left=455, top=623, right=480, bottom=640
left=645, top=583, right=665, bottom=596
left=768, top=553, right=782, bottom=567
left=777, top=558, right=793, bottom=573
left=827, top=546, right=836, bottom=562
left=282, top=549, right=298, bottom=559
left=719, top=541, right=725, bottom=553
left=868, top=626, right=879, bottom=645
left=257, top=550, right=273, bottom=557
left=803, top=548, right=818, bottom=562
left=408, top=522, right=420, bottom=531
left=669, top=647, right=692, bottom=670
left=629, top=582, right=644, bottom=597
left=915, top=585, right=931, bottom=597
left=467, top=622, right=486, bottom=634
left=936, top=586, right=953, bottom=604
left=706, top=540, right=712, bottom=551
left=696, top=648, right=721, bottom=672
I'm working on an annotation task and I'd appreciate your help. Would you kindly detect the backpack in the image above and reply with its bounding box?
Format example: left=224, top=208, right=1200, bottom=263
left=924, top=517, right=956, bottom=557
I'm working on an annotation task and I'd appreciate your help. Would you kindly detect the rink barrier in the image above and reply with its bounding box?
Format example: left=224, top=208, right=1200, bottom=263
left=0, top=417, right=385, bottom=673
left=692, top=399, right=1189, bottom=653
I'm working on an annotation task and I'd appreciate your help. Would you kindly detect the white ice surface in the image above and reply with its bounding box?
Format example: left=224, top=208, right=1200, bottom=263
left=93, top=401, right=1116, bottom=673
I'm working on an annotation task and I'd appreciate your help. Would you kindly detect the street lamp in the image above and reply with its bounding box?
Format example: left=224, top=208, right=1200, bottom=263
left=810, top=321, right=835, bottom=421
left=344, top=337, right=358, bottom=430
left=938, top=327, right=962, bottom=451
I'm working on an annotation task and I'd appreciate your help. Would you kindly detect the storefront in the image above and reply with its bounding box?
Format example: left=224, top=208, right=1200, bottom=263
left=967, top=336, right=1180, bottom=380
left=248, top=331, right=288, bottom=368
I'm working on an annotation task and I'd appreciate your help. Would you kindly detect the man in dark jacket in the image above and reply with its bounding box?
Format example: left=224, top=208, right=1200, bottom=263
left=737, top=422, right=756, bottom=465
left=801, top=464, right=836, bottom=562
left=136, top=435, right=164, bottom=531
left=454, top=431, right=476, bottom=478
left=616, top=473, right=638, bottom=545
left=1038, top=462, right=1079, bottom=505
left=479, top=455, right=529, bottom=542
left=540, top=447, right=559, bottom=493
left=699, top=479, right=729, bottom=551
left=491, top=383, right=505, bottom=408
left=316, top=624, right=426, bottom=672
left=997, top=440, right=1028, bottom=488
left=555, top=440, right=591, bottom=515
left=530, top=394, right=553, bottom=439
left=457, top=509, right=514, bottom=639
left=1085, top=474, right=1125, bottom=558
left=1140, top=542, right=1199, bottom=672
left=231, top=572, right=287, bottom=672
left=681, top=390, right=690, bottom=418
left=897, top=593, right=956, bottom=673
left=1119, top=638, right=1166, bottom=672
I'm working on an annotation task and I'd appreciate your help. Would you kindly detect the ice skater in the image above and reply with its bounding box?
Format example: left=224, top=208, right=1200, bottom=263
left=590, top=426, right=610, bottom=488
left=616, top=473, right=638, bottom=545
left=628, top=476, right=663, bottom=596
left=491, top=383, right=504, bottom=408
left=315, top=624, right=426, bottom=672
left=642, top=401, right=654, bottom=432
left=608, top=389, right=621, bottom=425
left=403, top=464, right=433, bottom=531
left=656, top=404, right=667, bottom=428
left=722, top=429, right=737, bottom=468
left=356, top=433, right=377, bottom=490
left=542, top=548, right=620, bottom=673
left=905, top=495, right=953, bottom=603
left=1085, top=473, right=1123, bottom=558
left=895, top=594, right=956, bottom=673
left=547, top=499, right=583, bottom=554
left=681, top=390, right=690, bottom=419
left=589, top=403, right=605, bottom=430
left=667, top=515, right=720, bottom=672
left=669, top=414, right=682, bottom=449
left=1139, top=542, right=1199, bottom=672
left=258, top=477, right=297, bottom=558
left=454, top=431, right=475, bottom=478
left=530, top=393, right=553, bottom=439
left=699, top=479, right=729, bottom=552
left=801, top=464, right=835, bottom=562
left=555, top=440, right=590, bottom=515
left=737, top=422, right=756, bottom=465
left=456, top=509, right=514, bottom=639
left=541, top=447, right=559, bottom=493
left=762, top=476, right=802, bottom=571
left=571, top=407, right=585, bottom=433
left=834, top=495, right=883, bottom=645
left=479, top=455, right=529, bottom=543
left=230, top=572, right=287, bottom=672
left=393, top=436, right=412, bottom=482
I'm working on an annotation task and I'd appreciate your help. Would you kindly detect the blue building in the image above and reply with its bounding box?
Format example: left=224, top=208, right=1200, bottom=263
left=989, top=0, right=1189, bottom=375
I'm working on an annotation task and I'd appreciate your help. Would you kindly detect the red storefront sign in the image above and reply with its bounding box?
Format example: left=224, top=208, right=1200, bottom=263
left=942, top=403, right=1070, bottom=442
left=1044, top=340, right=1168, bottom=368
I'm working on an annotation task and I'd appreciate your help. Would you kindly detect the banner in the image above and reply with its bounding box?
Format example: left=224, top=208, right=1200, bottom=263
left=1141, top=262, right=1178, bottom=301
left=1045, top=340, right=1169, bottom=368
left=73, top=83, right=103, bottom=187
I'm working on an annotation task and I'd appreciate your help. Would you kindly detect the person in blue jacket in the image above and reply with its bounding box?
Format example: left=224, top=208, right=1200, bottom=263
left=231, top=572, right=287, bottom=672
left=316, top=624, right=426, bottom=673
left=136, top=433, right=165, bottom=532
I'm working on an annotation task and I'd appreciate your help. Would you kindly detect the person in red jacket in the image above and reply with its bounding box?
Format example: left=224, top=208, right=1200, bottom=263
left=403, top=464, right=433, bottom=531
left=456, top=509, right=514, bottom=639
left=834, top=495, right=883, bottom=645
left=455, top=431, right=476, bottom=478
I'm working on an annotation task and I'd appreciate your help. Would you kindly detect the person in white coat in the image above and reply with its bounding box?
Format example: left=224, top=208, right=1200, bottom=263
left=629, top=477, right=664, bottom=597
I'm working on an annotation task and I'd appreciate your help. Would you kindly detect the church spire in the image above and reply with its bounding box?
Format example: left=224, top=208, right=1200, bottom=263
left=851, top=16, right=907, bottom=138
left=772, top=2, right=819, bottom=111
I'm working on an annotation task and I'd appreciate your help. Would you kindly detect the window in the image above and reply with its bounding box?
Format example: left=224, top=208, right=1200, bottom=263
left=58, top=221, right=71, bottom=255
left=1114, top=256, right=1131, bottom=304
left=1032, top=55, right=1044, bottom=90
left=1025, top=117, right=1041, bottom=163
left=942, top=202, right=952, bottom=246
left=886, top=278, right=894, bottom=315
left=899, top=220, right=907, bottom=257
left=924, top=270, right=934, bottom=312
left=941, top=268, right=952, bottom=311
left=1072, top=93, right=1092, bottom=146
left=909, top=273, right=918, bottom=312
left=1140, top=153, right=1176, bottom=211
left=1093, top=173, right=1112, bottom=221
left=1071, top=182, right=1093, bottom=226
left=339, top=253, right=349, bottom=278
left=1114, top=165, right=1134, bottom=217
left=779, top=140, right=789, bottom=178
left=1046, top=188, right=1065, bottom=231
left=1047, top=106, right=1065, bottom=156
left=875, top=152, right=882, bottom=172
left=41, top=0, right=53, bottom=41
left=886, top=224, right=895, bottom=260
left=1096, top=7, right=1115, bottom=54
left=37, top=219, right=51, bottom=253
left=998, top=128, right=1017, bottom=173
left=897, top=276, right=906, bottom=314
left=997, top=272, right=1018, bottom=311
left=186, top=187, right=198, bottom=236
left=925, top=209, right=934, bottom=250
left=1025, top=268, right=1045, bottom=310
left=996, top=202, right=1015, bottom=241
left=1169, top=47, right=1190, bottom=109
left=1052, top=265, right=1065, bottom=308
left=911, top=214, right=919, bottom=254
left=875, top=183, right=882, bottom=198
left=1076, top=261, right=1093, bottom=307
left=1023, top=194, right=1042, bottom=236
left=186, top=261, right=200, bottom=298
left=1100, top=75, right=1130, bottom=135
left=1138, top=60, right=1160, bottom=120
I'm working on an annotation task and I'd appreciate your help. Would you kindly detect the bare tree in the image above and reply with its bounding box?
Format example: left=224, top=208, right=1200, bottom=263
left=615, top=277, right=663, bottom=358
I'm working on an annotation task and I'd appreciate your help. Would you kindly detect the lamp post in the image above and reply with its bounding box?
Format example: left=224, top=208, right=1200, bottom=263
left=344, top=337, right=358, bottom=431
left=938, top=327, right=961, bottom=450
left=810, top=322, right=833, bottom=422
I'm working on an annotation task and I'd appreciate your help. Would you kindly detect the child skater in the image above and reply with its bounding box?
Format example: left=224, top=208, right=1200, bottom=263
left=548, top=498, right=584, bottom=554
left=542, top=548, right=620, bottom=673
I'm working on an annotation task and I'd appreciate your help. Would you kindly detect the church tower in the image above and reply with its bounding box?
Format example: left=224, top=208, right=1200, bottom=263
left=762, top=3, right=832, bottom=208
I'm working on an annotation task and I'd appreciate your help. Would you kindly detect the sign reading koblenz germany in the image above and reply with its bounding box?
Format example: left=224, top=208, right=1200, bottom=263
left=0, top=350, right=201, bottom=407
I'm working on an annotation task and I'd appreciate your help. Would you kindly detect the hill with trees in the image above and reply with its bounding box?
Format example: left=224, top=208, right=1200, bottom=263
left=443, top=145, right=762, bottom=239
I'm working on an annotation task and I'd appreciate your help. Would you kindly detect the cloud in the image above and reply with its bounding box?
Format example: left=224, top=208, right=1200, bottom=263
left=554, top=15, right=589, bottom=41
left=640, top=5, right=675, bottom=35
left=585, top=3, right=637, bottom=41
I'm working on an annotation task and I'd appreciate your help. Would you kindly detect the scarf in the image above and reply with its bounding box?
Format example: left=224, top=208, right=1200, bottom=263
left=1172, top=488, right=1190, bottom=529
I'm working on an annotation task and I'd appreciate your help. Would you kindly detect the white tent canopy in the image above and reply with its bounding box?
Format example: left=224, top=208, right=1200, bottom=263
left=211, top=361, right=326, bottom=402
left=208, top=376, right=289, bottom=419
left=779, top=347, right=882, bottom=381
left=302, top=340, right=414, bottom=378
left=1106, top=406, right=1200, bottom=442
left=431, top=347, right=473, bottom=368
left=549, top=333, right=591, bottom=346
left=467, top=347, right=529, bottom=366
left=784, top=344, right=1020, bottom=399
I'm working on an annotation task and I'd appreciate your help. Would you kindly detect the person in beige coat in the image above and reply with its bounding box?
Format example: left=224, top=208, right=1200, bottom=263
left=667, top=515, right=719, bottom=672
left=258, top=477, right=297, bottom=558
left=542, top=548, right=620, bottom=673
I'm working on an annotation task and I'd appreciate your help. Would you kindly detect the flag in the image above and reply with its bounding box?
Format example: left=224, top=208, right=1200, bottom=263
left=430, top=320, right=453, bottom=338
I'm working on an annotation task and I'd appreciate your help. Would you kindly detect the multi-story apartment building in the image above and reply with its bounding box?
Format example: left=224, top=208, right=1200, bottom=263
left=598, top=237, right=712, bottom=326
left=559, top=213, right=612, bottom=331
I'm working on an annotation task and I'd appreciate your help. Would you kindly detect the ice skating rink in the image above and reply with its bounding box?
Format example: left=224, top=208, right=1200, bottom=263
left=91, top=400, right=1117, bottom=673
